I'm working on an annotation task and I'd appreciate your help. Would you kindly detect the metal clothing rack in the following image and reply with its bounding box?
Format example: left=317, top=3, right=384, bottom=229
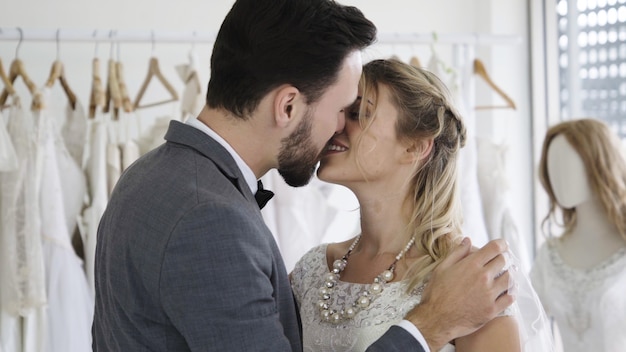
left=0, top=27, right=522, bottom=118
left=0, top=27, right=522, bottom=46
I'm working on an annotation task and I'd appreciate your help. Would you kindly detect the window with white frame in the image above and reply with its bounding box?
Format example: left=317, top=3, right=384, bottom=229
left=556, top=0, right=626, bottom=138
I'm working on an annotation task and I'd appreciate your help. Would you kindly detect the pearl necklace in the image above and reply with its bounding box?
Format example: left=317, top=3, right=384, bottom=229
left=317, top=234, right=417, bottom=324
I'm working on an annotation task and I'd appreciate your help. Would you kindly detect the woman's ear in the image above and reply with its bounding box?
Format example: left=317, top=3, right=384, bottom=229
left=274, top=85, right=301, bottom=128
left=402, top=138, right=434, bottom=164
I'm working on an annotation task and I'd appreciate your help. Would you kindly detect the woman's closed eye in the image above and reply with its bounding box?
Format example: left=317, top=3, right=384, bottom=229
left=348, top=108, right=361, bottom=120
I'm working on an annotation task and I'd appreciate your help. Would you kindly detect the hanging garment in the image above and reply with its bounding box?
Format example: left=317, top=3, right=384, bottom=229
left=175, top=48, right=204, bottom=122
left=0, top=105, right=18, bottom=172
left=118, top=111, right=141, bottom=170
left=121, top=139, right=140, bottom=171
left=0, top=96, right=46, bottom=352
left=106, top=111, right=141, bottom=194
left=56, top=107, right=89, bottom=238
left=36, top=88, right=93, bottom=352
left=79, top=108, right=110, bottom=293
left=60, top=101, right=88, bottom=169
left=260, top=170, right=340, bottom=272
left=476, top=138, right=531, bottom=273
left=135, top=115, right=171, bottom=155
left=105, top=142, right=121, bottom=196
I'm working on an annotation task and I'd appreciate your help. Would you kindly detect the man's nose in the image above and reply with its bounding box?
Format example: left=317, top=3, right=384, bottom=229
left=336, top=111, right=346, bottom=134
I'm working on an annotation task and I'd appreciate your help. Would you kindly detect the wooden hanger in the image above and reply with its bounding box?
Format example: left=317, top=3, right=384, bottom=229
left=473, top=58, right=516, bottom=110
left=0, top=58, right=41, bottom=110
left=104, top=58, right=122, bottom=118
left=409, top=56, right=422, bottom=68
left=89, top=57, right=106, bottom=118
left=116, top=61, right=133, bottom=113
left=45, top=60, right=77, bottom=110
left=46, top=30, right=77, bottom=110
left=89, top=32, right=105, bottom=118
left=0, top=28, right=41, bottom=109
left=0, top=58, right=16, bottom=99
left=133, top=57, right=179, bottom=109
left=103, top=31, right=123, bottom=118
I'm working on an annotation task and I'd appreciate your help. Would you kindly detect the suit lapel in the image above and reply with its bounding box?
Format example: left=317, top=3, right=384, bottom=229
left=164, top=120, right=257, bottom=206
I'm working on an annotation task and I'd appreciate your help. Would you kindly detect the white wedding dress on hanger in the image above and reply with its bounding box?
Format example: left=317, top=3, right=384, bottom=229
left=80, top=107, right=109, bottom=293
left=36, top=88, right=93, bottom=352
left=0, top=96, right=47, bottom=352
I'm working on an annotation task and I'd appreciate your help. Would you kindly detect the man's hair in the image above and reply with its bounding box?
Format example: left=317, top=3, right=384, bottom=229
left=206, top=0, right=377, bottom=118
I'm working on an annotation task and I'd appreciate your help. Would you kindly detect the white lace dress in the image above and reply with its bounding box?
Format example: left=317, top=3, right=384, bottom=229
left=530, top=239, right=626, bottom=352
left=0, top=96, right=47, bottom=352
left=36, top=88, right=93, bottom=351
left=291, top=244, right=455, bottom=352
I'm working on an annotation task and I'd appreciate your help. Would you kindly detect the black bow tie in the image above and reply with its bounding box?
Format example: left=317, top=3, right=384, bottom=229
left=254, top=180, right=274, bottom=209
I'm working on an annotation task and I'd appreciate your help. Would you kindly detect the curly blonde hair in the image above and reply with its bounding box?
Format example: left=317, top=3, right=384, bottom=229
left=538, top=118, right=626, bottom=240
left=355, top=59, right=467, bottom=291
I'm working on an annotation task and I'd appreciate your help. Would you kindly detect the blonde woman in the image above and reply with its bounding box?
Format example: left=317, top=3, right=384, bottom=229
left=531, top=118, right=626, bottom=352
left=291, top=59, right=545, bottom=351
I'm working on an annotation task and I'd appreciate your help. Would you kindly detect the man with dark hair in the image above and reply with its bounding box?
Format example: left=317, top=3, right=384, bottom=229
left=92, top=0, right=513, bottom=351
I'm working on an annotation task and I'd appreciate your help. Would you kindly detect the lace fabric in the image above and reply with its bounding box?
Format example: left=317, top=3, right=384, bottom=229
left=291, top=244, right=447, bottom=352
left=531, top=239, right=626, bottom=352
left=0, top=96, right=47, bottom=316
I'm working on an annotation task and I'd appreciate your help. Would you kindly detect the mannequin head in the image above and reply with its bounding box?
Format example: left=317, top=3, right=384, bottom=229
left=538, top=118, right=626, bottom=239
left=546, top=134, right=591, bottom=208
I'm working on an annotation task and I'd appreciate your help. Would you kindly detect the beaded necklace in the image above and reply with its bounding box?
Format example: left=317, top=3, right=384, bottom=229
left=317, top=234, right=417, bottom=324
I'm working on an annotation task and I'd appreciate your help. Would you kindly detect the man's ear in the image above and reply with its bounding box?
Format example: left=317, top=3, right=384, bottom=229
left=274, top=85, right=301, bottom=128
left=402, top=138, right=434, bottom=164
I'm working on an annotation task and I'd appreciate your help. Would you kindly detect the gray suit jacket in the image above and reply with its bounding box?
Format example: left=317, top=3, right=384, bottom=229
left=92, top=121, right=424, bottom=351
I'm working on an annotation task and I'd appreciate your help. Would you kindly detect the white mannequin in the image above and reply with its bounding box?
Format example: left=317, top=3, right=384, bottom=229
left=546, top=134, right=626, bottom=269
left=532, top=120, right=626, bottom=352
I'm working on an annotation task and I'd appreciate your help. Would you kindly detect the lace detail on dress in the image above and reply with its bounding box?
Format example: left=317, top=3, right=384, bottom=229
left=531, top=239, right=626, bottom=352
left=545, top=240, right=626, bottom=286
left=548, top=240, right=625, bottom=337
left=292, top=244, right=447, bottom=352
left=0, top=96, right=47, bottom=316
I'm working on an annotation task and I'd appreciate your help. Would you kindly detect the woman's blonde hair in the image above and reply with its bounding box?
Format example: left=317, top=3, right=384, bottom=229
left=356, top=59, right=467, bottom=290
left=538, top=118, right=626, bottom=240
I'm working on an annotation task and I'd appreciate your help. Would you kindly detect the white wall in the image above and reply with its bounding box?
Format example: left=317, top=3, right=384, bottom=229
left=474, top=0, right=536, bottom=257
left=0, top=0, right=535, bottom=254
